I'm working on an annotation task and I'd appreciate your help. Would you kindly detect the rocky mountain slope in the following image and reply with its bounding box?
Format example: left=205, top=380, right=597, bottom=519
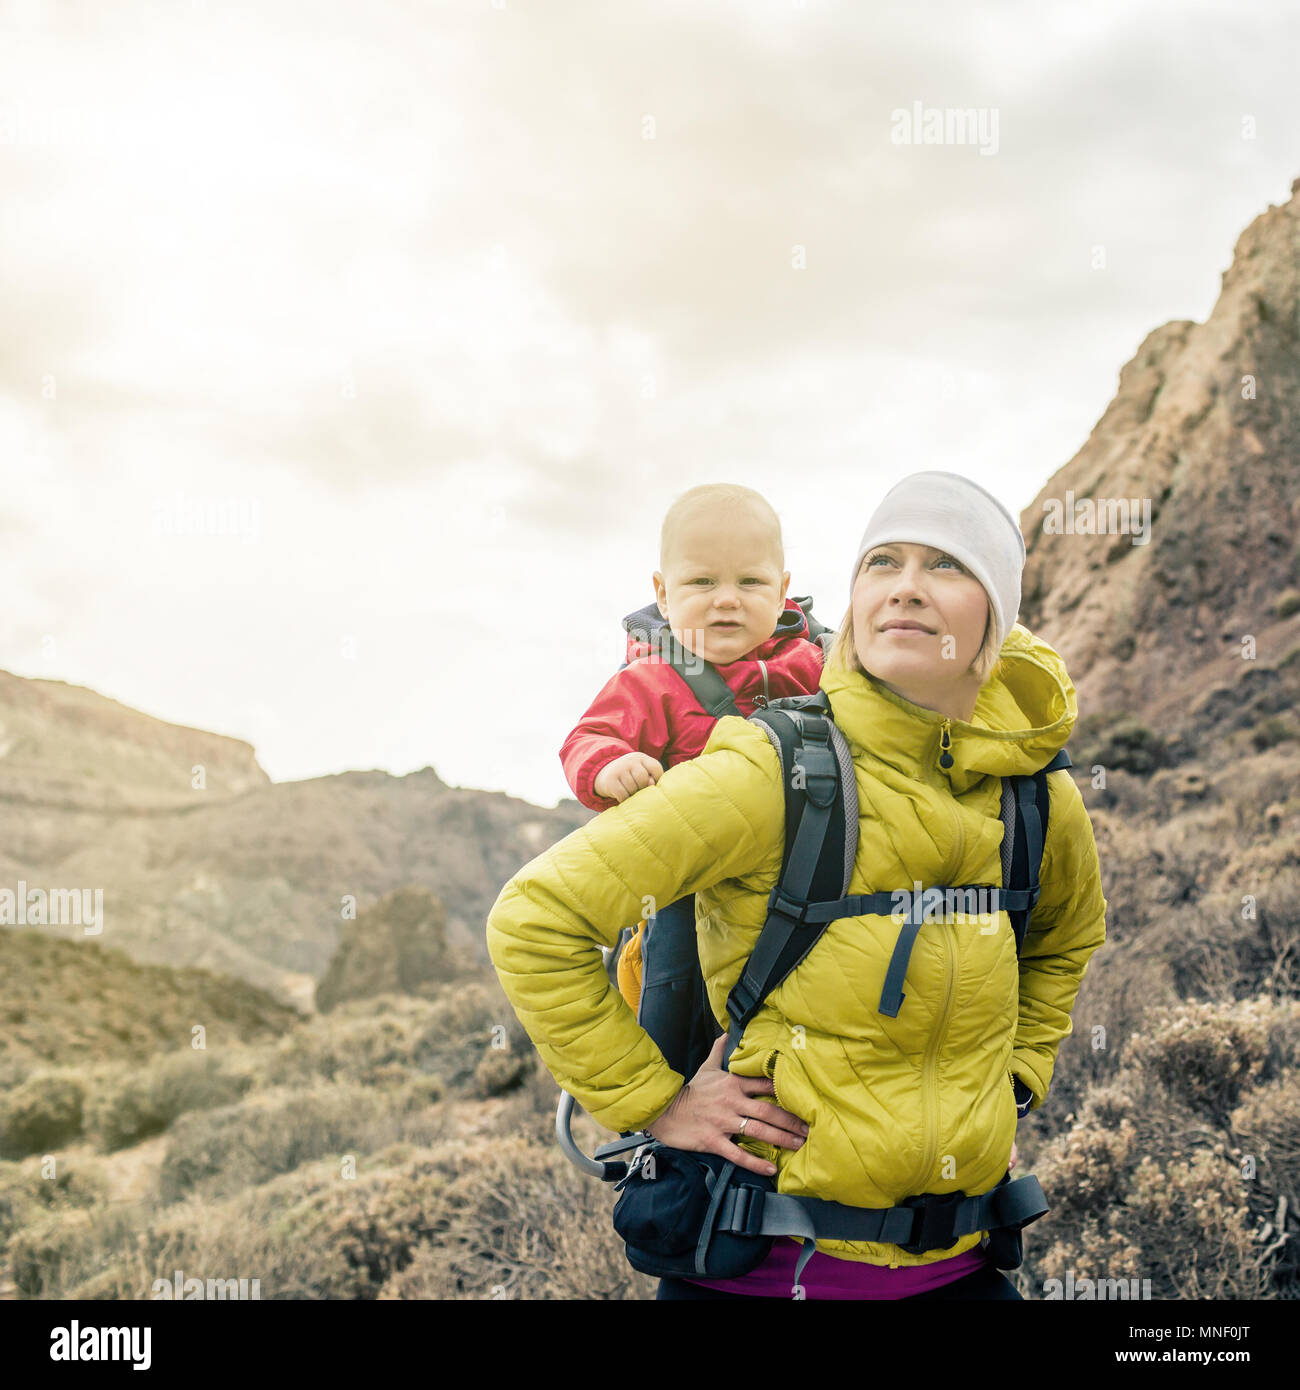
left=1019, top=177, right=1300, bottom=754
left=0, top=671, right=591, bottom=1009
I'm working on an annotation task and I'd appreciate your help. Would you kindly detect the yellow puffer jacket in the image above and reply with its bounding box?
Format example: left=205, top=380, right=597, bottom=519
left=486, top=623, right=1108, bottom=1268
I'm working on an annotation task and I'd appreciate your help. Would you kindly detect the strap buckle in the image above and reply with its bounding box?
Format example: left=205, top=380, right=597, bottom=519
left=897, top=1189, right=966, bottom=1254
left=768, top=888, right=812, bottom=925
left=720, top=1184, right=767, bottom=1239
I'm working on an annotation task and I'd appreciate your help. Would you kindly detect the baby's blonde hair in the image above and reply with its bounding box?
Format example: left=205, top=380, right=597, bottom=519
left=660, top=484, right=784, bottom=572
left=824, top=595, right=1004, bottom=686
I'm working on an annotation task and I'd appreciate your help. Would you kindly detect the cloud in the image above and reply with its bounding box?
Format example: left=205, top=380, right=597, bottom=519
left=0, top=0, right=1297, bottom=806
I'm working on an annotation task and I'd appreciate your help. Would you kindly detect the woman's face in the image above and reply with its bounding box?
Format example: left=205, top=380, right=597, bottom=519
left=851, top=541, right=990, bottom=710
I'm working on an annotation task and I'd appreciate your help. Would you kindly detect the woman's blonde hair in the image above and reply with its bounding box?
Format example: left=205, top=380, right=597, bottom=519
left=823, top=594, right=1004, bottom=688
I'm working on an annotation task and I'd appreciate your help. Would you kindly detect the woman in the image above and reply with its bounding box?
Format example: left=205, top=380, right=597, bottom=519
left=487, top=470, right=1108, bottom=1300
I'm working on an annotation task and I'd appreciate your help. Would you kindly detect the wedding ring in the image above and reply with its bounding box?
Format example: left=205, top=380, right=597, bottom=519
left=738, top=1116, right=749, bottom=1136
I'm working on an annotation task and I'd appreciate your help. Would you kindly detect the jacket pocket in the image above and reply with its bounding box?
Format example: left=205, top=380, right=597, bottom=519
left=1007, top=1067, right=1030, bottom=1118
left=765, top=1048, right=786, bottom=1111
left=735, top=1049, right=785, bottom=1165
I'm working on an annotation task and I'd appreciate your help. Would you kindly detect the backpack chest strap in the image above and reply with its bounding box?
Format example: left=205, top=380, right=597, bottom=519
left=735, top=883, right=1042, bottom=1023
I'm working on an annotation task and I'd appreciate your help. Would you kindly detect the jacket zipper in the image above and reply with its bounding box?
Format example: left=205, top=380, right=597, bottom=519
left=765, top=1047, right=783, bottom=1108
left=912, top=715, right=962, bottom=1191
left=938, top=717, right=953, bottom=770
left=934, top=718, right=966, bottom=882
left=914, top=922, right=957, bottom=1192
left=755, top=659, right=770, bottom=708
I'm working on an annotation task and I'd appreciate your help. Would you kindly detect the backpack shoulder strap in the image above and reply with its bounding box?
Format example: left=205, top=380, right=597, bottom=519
left=1001, top=748, right=1073, bottom=956
left=652, top=628, right=742, bottom=720
left=720, top=693, right=857, bottom=1067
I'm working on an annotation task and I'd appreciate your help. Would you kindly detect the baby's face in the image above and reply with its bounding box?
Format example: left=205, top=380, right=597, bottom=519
left=652, top=511, right=791, bottom=666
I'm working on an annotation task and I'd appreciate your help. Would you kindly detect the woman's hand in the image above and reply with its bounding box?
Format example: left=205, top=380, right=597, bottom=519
left=642, top=1035, right=809, bottom=1177
left=1009, top=1140, right=1018, bottom=1171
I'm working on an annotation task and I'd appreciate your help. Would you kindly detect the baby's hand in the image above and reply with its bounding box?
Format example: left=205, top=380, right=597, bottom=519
left=594, top=752, right=665, bottom=804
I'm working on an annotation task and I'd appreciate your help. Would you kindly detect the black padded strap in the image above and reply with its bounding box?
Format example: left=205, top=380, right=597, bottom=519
left=656, top=628, right=741, bottom=719
left=721, top=714, right=839, bottom=1067
left=1015, top=776, right=1044, bottom=903
left=1006, top=750, right=1069, bottom=954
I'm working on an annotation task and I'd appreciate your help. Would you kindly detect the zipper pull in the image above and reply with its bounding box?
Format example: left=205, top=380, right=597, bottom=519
left=938, top=718, right=954, bottom=769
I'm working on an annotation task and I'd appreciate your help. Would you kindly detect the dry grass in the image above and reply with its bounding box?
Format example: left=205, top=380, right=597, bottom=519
left=1021, top=998, right=1300, bottom=1300
left=5, top=736, right=1300, bottom=1301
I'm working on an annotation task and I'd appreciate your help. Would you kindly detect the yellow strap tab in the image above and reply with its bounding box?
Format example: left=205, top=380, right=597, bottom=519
left=617, top=919, right=647, bottom=1011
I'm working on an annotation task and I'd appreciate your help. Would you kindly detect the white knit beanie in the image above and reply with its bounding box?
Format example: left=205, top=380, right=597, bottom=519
left=849, top=471, right=1026, bottom=653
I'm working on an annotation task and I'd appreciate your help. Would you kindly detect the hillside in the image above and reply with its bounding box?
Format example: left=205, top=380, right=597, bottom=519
left=0, top=670, right=591, bottom=1008
left=0, top=929, right=301, bottom=1085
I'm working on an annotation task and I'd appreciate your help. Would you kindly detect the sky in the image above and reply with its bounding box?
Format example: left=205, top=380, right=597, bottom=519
left=2, top=0, right=1298, bottom=809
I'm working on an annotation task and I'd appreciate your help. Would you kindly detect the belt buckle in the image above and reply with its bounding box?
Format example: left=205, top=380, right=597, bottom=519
left=898, top=1189, right=965, bottom=1254
left=721, top=1184, right=761, bottom=1238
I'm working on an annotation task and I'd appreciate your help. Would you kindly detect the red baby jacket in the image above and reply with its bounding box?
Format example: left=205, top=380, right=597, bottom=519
left=560, top=597, right=827, bottom=812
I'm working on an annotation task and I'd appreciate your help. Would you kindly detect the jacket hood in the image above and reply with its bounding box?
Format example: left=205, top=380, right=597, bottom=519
left=819, top=621, right=1077, bottom=794
left=621, top=597, right=811, bottom=666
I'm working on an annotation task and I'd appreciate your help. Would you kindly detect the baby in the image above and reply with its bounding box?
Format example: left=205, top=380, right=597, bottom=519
left=558, top=483, right=828, bottom=1058
left=560, top=482, right=828, bottom=811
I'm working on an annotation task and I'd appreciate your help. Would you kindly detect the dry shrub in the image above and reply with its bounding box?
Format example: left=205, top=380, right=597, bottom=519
left=158, top=1078, right=444, bottom=1204
left=1166, top=872, right=1300, bottom=1003
left=1229, top=1072, right=1300, bottom=1291
left=472, top=1048, right=532, bottom=1099
left=1034, top=1146, right=1270, bottom=1300
left=1071, top=715, right=1169, bottom=776
left=40, top=1137, right=648, bottom=1302
left=38, top=1149, right=421, bottom=1300
left=85, top=1050, right=256, bottom=1153
left=1125, top=997, right=1283, bottom=1124
left=489, top=1055, right=578, bottom=1150
left=375, top=1137, right=654, bottom=1301
left=1082, top=767, right=1151, bottom=823
left=264, top=984, right=529, bottom=1097
left=1024, top=997, right=1299, bottom=1300
left=0, top=1072, right=86, bottom=1159
left=263, top=1000, right=430, bottom=1087
left=1126, top=1150, right=1269, bottom=1299
left=0, top=1159, right=108, bottom=1252
left=1022, top=943, right=1176, bottom=1142
left=9, top=1202, right=144, bottom=1298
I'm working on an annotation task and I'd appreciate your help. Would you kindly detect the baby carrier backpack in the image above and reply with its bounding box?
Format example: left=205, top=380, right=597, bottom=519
left=555, top=597, right=1067, bottom=1288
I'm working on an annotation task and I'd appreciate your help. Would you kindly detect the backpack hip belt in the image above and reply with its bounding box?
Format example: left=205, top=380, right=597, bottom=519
left=599, top=1132, right=1048, bottom=1283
